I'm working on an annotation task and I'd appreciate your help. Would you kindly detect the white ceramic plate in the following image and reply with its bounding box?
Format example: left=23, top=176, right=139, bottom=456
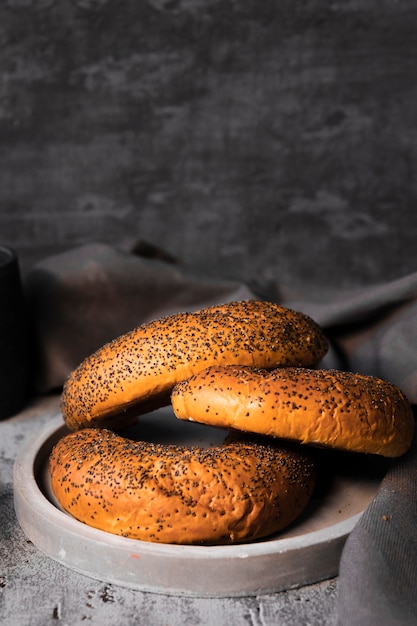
left=13, top=409, right=388, bottom=597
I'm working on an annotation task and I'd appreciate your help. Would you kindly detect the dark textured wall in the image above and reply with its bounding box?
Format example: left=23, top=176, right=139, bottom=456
left=1, top=0, right=417, bottom=296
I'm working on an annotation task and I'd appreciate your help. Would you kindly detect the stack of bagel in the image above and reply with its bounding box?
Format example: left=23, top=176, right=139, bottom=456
left=49, top=300, right=414, bottom=545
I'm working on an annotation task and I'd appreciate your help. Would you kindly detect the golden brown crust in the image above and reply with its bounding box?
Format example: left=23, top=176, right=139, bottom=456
left=171, top=365, right=415, bottom=457
left=61, top=300, right=328, bottom=430
left=49, top=428, right=316, bottom=545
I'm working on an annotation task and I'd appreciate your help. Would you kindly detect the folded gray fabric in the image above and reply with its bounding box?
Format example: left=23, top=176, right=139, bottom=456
left=286, top=276, right=417, bottom=625
left=287, top=271, right=417, bottom=328
left=287, top=271, right=417, bottom=404
left=336, top=426, right=417, bottom=626
left=24, top=242, right=255, bottom=392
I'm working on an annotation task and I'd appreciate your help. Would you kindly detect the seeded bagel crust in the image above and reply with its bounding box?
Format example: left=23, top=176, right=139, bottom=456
left=61, top=300, right=328, bottom=430
left=171, top=365, right=415, bottom=457
left=49, top=428, right=316, bottom=544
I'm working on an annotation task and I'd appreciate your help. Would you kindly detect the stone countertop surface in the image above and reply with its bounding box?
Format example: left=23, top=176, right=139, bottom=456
left=0, top=395, right=339, bottom=626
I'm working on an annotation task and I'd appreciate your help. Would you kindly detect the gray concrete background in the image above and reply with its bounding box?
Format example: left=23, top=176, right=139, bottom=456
left=0, top=0, right=416, bottom=298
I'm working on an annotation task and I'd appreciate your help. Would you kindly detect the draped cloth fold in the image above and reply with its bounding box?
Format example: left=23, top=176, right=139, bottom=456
left=335, top=426, right=417, bottom=626
left=24, top=242, right=254, bottom=393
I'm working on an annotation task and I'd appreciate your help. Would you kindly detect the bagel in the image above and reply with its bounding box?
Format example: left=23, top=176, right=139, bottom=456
left=61, top=300, right=328, bottom=430
left=171, top=365, right=415, bottom=457
left=49, top=428, right=317, bottom=545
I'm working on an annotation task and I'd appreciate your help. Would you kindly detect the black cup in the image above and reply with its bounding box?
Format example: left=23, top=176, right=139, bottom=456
left=0, top=245, right=29, bottom=419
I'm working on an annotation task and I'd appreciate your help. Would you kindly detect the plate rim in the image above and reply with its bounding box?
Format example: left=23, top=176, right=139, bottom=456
left=13, top=414, right=368, bottom=596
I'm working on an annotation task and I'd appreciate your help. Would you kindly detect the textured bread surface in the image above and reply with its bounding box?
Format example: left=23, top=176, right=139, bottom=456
left=49, top=428, right=317, bottom=545
left=61, top=300, right=328, bottom=430
left=171, top=365, right=415, bottom=457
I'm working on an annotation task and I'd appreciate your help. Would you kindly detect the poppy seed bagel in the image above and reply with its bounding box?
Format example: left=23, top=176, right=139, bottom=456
left=49, top=428, right=317, bottom=544
left=61, top=300, right=328, bottom=430
left=171, top=365, right=414, bottom=458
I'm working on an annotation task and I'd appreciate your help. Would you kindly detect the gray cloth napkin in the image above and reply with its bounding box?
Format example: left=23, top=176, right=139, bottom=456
left=287, top=272, right=417, bottom=405
left=24, top=242, right=254, bottom=392
left=24, top=242, right=417, bottom=623
left=336, top=425, right=417, bottom=626
left=283, top=275, right=417, bottom=625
